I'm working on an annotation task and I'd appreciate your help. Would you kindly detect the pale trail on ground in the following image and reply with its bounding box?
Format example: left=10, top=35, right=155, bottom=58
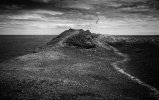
left=58, top=30, right=80, bottom=47
left=108, top=44, right=159, bottom=99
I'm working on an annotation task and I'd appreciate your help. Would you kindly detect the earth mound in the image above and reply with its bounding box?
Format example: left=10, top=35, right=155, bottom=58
left=47, top=28, right=96, bottom=48
left=34, top=29, right=99, bottom=53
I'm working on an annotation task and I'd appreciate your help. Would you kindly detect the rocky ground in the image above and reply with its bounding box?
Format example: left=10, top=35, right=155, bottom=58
left=0, top=29, right=157, bottom=100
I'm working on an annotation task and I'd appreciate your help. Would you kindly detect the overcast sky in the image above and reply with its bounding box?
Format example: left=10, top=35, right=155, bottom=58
left=0, top=0, right=159, bottom=35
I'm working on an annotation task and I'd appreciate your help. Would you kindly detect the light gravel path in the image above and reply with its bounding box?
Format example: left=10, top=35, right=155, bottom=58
left=58, top=30, right=80, bottom=47
left=109, top=45, right=159, bottom=100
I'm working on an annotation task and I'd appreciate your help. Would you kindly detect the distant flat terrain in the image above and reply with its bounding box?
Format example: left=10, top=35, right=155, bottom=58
left=0, top=35, right=55, bottom=62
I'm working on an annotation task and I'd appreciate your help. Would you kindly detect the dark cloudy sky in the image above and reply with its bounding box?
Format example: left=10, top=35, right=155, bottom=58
left=0, top=0, right=159, bottom=35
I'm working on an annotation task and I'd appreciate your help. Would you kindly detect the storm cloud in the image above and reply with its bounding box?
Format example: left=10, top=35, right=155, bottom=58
left=0, top=0, right=159, bottom=11
left=0, top=0, right=159, bottom=35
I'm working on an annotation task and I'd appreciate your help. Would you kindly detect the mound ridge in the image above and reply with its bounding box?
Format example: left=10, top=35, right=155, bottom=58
left=47, top=28, right=96, bottom=48
left=33, top=28, right=112, bottom=53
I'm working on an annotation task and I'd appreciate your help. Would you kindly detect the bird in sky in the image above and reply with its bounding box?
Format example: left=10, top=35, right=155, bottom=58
left=96, top=18, right=99, bottom=24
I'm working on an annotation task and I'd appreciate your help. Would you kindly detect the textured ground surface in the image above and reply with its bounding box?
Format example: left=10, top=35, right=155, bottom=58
left=0, top=29, right=156, bottom=100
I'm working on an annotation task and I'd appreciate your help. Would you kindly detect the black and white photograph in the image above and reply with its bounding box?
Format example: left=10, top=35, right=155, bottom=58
left=0, top=0, right=159, bottom=100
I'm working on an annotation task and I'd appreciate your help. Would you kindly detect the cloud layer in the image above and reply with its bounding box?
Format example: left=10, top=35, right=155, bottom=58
left=0, top=0, right=159, bottom=35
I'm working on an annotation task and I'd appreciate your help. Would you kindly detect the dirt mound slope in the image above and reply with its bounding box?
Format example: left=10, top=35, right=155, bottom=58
left=47, top=28, right=96, bottom=48
left=34, top=29, right=102, bottom=52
